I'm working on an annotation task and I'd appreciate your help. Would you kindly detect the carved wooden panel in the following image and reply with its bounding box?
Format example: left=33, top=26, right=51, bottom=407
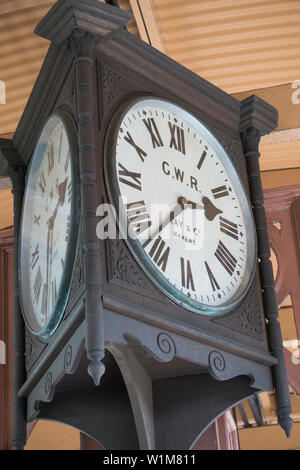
left=264, top=184, right=300, bottom=395
left=0, top=232, right=14, bottom=450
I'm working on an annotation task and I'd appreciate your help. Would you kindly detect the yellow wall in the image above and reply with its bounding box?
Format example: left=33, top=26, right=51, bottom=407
left=25, top=421, right=80, bottom=450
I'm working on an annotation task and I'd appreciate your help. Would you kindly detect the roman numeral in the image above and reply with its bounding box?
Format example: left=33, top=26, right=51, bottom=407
left=124, top=131, right=147, bottom=162
left=39, top=171, right=46, bottom=193
left=33, top=266, right=42, bottom=303
left=220, top=216, right=239, bottom=240
left=52, top=279, right=57, bottom=308
left=48, top=142, right=55, bottom=173
left=33, top=214, right=40, bottom=226
left=31, top=243, right=39, bottom=270
left=143, top=118, right=163, bottom=149
left=41, top=283, right=48, bottom=318
left=197, top=149, right=207, bottom=170
left=67, top=181, right=72, bottom=203
left=143, top=236, right=170, bottom=273
left=168, top=122, right=185, bottom=154
left=118, top=163, right=142, bottom=191
left=211, top=185, right=229, bottom=199
left=58, top=132, right=63, bottom=163
left=65, top=215, right=70, bottom=242
left=180, top=257, right=195, bottom=291
left=214, top=240, right=237, bottom=276
left=125, top=200, right=152, bottom=234
left=64, top=152, right=70, bottom=173
left=205, top=261, right=220, bottom=292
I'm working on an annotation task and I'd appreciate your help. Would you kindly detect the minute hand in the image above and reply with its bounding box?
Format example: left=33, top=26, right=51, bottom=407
left=47, top=177, right=68, bottom=229
left=202, top=196, right=223, bottom=221
left=142, top=201, right=184, bottom=248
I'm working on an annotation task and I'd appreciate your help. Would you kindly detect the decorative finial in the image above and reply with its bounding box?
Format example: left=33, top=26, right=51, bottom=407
left=279, top=414, right=294, bottom=438
left=88, top=357, right=106, bottom=386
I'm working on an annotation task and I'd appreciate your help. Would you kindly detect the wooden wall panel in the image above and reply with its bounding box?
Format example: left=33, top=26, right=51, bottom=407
left=264, top=185, right=300, bottom=396
left=0, top=189, right=13, bottom=232
left=0, top=232, right=14, bottom=450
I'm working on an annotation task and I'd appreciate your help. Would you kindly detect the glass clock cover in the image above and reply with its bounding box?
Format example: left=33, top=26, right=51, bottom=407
left=105, top=98, right=257, bottom=316
left=19, top=114, right=78, bottom=336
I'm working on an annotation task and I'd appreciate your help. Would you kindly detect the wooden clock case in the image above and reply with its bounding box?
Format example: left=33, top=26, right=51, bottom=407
left=0, top=0, right=292, bottom=450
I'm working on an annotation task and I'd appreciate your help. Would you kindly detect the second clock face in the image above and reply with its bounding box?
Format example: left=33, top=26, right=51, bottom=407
left=105, top=98, right=256, bottom=316
left=19, top=114, right=76, bottom=335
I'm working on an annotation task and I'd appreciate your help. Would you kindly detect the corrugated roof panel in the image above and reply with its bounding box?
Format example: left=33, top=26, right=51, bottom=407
left=149, top=0, right=300, bottom=93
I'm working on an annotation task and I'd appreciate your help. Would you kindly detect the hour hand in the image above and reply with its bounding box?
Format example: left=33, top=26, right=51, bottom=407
left=202, top=196, right=223, bottom=221
left=178, top=196, right=204, bottom=210
left=47, top=177, right=68, bottom=228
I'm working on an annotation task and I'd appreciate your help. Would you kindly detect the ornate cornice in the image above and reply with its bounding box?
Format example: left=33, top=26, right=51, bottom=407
left=35, top=0, right=131, bottom=45
left=240, top=95, right=278, bottom=136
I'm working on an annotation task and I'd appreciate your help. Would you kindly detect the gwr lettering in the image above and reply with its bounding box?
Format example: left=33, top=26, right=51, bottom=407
left=174, top=167, right=184, bottom=183
left=162, top=161, right=170, bottom=175
left=124, top=131, right=147, bottom=162
left=162, top=161, right=199, bottom=192
left=190, top=176, right=198, bottom=191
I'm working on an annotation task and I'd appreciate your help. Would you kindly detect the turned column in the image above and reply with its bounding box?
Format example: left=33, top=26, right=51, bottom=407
left=240, top=96, right=293, bottom=437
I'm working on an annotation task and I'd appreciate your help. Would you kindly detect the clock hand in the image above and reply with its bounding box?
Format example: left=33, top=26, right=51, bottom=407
left=45, top=177, right=68, bottom=317
left=202, top=196, right=223, bottom=221
left=178, top=196, right=204, bottom=211
left=141, top=197, right=186, bottom=247
left=47, top=177, right=68, bottom=229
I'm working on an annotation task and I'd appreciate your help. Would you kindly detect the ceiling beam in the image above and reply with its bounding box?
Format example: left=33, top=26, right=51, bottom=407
left=0, top=0, right=54, bottom=16
left=128, top=0, right=166, bottom=52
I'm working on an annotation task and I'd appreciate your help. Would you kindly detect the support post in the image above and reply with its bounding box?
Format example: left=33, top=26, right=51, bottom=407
left=69, top=30, right=105, bottom=385
left=240, top=95, right=293, bottom=437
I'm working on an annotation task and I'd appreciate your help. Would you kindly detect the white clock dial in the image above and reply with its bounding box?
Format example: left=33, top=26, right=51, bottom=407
left=105, top=98, right=256, bottom=315
left=19, top=114, right=77, bottom=335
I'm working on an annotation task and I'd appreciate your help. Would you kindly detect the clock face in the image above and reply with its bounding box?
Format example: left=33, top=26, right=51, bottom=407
left=105, top=98, right=256, bottom=316
left=19, top=114, right=78, bottom=335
